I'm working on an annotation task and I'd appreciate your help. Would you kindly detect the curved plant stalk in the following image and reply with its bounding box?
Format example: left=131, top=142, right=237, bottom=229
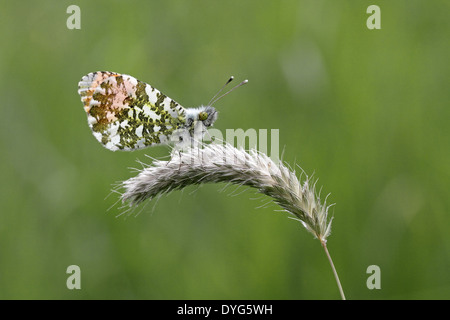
left=118, top=143, right=345, bottom=299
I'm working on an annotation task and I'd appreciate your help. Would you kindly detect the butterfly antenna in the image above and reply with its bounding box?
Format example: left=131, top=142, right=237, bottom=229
left=209, top=78, right=248, bottom=106
left=207, top=76, right=234, bottom=106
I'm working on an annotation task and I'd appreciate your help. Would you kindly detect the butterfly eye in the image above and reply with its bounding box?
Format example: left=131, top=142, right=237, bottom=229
left=198, top=111, right=208, bottom=121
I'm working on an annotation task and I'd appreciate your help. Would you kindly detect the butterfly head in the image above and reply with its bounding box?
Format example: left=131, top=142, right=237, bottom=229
left=185, top=106, right=218, bottom=129
left=198, top=106, right=218, bottom=127
left=192, top=76, right=247, bottom=128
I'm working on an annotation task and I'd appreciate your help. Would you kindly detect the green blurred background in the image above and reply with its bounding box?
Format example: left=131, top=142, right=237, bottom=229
left=0, top=0, right=449, bottom=299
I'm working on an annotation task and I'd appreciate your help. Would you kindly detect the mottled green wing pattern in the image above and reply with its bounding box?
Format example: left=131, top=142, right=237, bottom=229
left=78, top=71, right=187, bottom=151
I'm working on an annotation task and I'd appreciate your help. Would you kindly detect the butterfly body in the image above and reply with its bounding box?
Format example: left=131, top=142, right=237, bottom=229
left=78, top=71, right=217, bottom=151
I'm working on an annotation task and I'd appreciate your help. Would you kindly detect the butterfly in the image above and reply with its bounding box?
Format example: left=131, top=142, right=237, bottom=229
left=78, top=71, right=247, bottom=151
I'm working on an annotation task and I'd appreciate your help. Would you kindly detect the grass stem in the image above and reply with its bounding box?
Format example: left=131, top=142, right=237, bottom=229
left=321, top=240, right=346, bottom=300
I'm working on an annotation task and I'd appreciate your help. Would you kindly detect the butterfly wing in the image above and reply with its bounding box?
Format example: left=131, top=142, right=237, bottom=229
left=78, top=71, right=187, bottom=151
